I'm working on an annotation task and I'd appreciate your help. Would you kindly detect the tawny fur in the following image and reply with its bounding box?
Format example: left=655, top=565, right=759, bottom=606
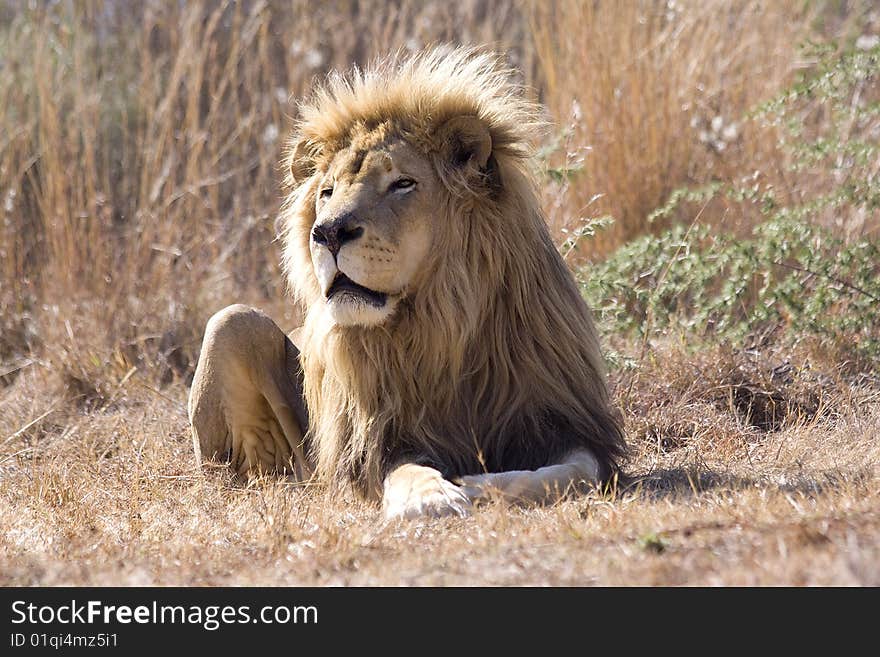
left=278, top=46, right=625, bottom=499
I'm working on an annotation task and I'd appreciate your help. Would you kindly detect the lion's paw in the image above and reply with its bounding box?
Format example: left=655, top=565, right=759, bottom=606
left=382, top=466, right=472, bottom=521
left=457, top=470, right=549, bottom=504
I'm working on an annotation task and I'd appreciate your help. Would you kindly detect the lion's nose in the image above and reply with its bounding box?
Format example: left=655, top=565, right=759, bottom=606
left=311, top=214, right=364, bottom=257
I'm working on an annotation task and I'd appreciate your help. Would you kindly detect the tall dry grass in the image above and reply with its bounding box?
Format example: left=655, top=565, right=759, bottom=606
left=528, top=0, right=823, bottom=249
left=0, top=0, right=874, bottom=393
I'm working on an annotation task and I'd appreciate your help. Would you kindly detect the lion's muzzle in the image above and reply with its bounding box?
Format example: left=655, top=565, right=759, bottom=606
left=311, top=213, right=364, bottom=257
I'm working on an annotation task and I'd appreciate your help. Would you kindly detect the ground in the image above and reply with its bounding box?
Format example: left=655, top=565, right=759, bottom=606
left=2, top=344, right=877, bottom=586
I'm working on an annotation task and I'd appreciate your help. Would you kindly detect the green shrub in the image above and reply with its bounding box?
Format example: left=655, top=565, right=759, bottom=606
left=580, top=39, right=880, bottom=364
left=583, top=219, right=878, bottom=354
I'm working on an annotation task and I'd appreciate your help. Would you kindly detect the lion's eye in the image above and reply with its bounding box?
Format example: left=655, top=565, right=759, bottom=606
left=389, top=178, right=416, bottom=193
left=319, top=187, right=334, bottom=199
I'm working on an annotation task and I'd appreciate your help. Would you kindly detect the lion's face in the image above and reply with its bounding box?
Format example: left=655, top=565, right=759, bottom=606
left=307, top=138, right=440, bottom=327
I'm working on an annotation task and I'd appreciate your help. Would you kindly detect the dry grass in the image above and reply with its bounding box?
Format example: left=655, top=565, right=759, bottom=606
left=1, top=350, right=877, bottom=586
left=1, top=1, right=879, bottom=585
left=2, top=1, right=874, bottom=384
left=530, top=0, right=806, bottom=247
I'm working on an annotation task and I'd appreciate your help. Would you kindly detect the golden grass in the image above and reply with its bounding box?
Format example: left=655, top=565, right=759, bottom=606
left=530, top=0, right=811, bottom=248
left=1, top=1, right=873, bottom=380
left=1, top=355, right=877, bottom=586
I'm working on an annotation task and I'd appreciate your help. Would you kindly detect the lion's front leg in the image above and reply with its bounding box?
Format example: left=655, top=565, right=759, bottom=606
left=382, top=463, right=472, bottom=520
left=188, top=304, right=312, bottom=480
left=456, top=449, right=601, bottom=505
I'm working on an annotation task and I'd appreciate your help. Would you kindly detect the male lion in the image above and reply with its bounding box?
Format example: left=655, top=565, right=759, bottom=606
left=189, top=47, right=625, bottom=520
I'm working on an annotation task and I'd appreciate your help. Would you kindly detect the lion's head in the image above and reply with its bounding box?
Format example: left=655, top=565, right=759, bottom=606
left=279, top=47, right=624, bottom=498
left=293, top=129, right=437, bottom=327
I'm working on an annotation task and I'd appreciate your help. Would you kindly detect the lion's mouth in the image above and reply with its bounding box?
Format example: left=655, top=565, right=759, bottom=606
left=326, top=273, right=388, bottom=307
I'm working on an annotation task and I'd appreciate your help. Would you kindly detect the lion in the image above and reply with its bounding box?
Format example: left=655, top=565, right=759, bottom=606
left=188, top=46, right=626, bottom=520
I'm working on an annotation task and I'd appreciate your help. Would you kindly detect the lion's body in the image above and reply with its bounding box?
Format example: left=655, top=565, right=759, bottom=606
left=189, top=47, right=625, bottom=519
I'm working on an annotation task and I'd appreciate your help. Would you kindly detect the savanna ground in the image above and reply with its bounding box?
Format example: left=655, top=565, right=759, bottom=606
left=1, top=1, right=878, bottom=586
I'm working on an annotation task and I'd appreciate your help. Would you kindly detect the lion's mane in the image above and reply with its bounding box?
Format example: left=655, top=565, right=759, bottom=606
left=279, top=47, right=625, bottom=498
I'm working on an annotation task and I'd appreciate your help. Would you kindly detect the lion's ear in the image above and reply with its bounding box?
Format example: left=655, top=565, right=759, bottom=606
left=287, top=137, right=317, bottom=185
left=435, top=115, right=493, bottom=172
